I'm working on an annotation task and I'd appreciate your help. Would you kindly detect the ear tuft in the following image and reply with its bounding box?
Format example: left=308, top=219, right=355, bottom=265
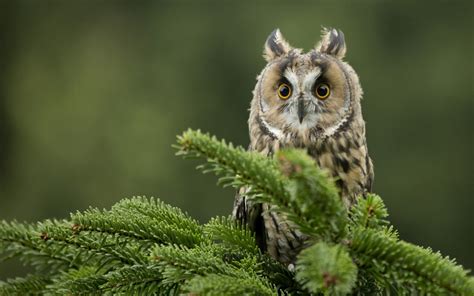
left=263, top=29, right=292, bottom=62
left=316, top=27, right=346, bottom=59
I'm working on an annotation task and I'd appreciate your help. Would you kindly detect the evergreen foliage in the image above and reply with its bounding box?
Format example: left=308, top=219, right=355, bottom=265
left=0, top=129, right=472, bottom=295
left=295, top=242, right=357, bottom=296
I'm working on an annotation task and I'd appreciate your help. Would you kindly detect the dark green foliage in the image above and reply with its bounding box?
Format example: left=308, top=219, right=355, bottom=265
left=184, top=274, right=274, bottom=296
left=204, top=216, right=260, bottom=255
left=348, top=194, right=389, bottom=230
left=350, top=227, right=474, bottom=295
left=296, top=242, right=357, bottom=295
left=0, top=221, right=78, bottom=274
left=48, top=266, right=108, bottom=294
left=0, top=196, right=284, bottom=295
left=71, top=196, right=204, bottom=248
left=0, top=129, right=472, bottom=295
left=0, top=275, right=50, bottom=295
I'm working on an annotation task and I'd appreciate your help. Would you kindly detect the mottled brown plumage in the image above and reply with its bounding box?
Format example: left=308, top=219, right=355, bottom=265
left=233, top=28, right=374, bottom=266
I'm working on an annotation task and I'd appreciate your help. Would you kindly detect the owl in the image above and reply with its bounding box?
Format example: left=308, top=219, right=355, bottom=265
left=233, top=28, right=374, bottom=265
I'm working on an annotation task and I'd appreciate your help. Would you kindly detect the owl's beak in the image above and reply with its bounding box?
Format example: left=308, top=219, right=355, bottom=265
left=297, top=99, right=307, bottom=124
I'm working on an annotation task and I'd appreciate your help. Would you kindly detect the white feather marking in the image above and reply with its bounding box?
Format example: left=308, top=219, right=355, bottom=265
left=260, top=116, right=283, bottom=139
left=283, top=68, right=299, bottom=92
left=285, top=110, right=319, bottom=130
left=303, top=69, right=321, bottom=91
left=323, top=116, right=348, bottom=137
left=260, top=98, right=269, bottom=112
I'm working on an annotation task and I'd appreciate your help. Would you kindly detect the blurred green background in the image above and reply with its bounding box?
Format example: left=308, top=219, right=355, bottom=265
left=0, top=1, right=472, bottom=278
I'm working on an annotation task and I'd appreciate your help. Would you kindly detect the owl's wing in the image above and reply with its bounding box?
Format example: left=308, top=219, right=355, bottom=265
left=232, top=187, right=249, bottom=224
left=365, top=155, right=374, bottom=192
left=233, top=187, right=267, bottom=251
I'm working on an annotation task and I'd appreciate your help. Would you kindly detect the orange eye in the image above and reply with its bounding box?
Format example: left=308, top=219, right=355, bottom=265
left=277, top=83, right=292, bottom=100
left=315, top=83, right=330, bottom=100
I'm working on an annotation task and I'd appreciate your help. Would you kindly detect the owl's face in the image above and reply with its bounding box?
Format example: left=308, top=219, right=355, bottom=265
left=254, top=28, right=362, bottom=143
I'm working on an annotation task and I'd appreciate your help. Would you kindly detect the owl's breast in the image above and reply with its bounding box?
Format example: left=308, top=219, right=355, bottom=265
left=307, top=131, right=372, bottom=205
left=250, top=114, right=372, bottom=204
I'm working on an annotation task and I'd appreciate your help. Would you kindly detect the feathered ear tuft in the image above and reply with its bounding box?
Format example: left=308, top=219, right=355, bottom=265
left=316, top=27, right=346, bottom=59
left=263, top=29, right=292, bottom=62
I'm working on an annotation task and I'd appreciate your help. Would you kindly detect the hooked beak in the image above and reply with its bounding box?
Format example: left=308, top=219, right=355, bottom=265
left=297, top=99, right=307, bottom=124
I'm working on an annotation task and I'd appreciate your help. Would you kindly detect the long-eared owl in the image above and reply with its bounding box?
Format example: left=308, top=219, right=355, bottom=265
left=233, top=28, right=374, bottom=265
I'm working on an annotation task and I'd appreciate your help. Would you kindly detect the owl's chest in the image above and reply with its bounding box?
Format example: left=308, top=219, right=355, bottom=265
left=255, top=129, right=370, bottom=204
left=310, top=134, right=370, bottom=202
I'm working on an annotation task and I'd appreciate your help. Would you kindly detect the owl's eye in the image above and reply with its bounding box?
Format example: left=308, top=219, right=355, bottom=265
left=315, top=83, right=330, bottom=100
left=277, top=83, right=292, bottom=100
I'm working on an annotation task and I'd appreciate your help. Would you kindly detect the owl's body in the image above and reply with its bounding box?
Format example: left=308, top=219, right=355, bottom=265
left=233, top=28, right=374, bottom=265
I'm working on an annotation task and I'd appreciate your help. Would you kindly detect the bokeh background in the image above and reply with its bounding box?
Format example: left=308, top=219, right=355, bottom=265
left=0, top=1, right=472, bottom=278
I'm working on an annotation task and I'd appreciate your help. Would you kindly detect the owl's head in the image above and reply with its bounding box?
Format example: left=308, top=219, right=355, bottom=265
left=252, top=28, right=363, bottom=144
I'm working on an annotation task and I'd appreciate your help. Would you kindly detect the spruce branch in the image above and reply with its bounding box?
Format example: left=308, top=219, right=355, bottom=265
left=0, top=274, right=50, bottom=295
left=112, top=196, right=203, bottom=243
left=99, top=264, right=174, bottom=295
left=47, top=266, right=107, bottom=294
left=258, top=254, right=303, bottom=295
left=350, top=227, right=474, bottom=295
left=0, top=220, right=77, bottom=273
left=151, top=244, right=245, bottom=279
left=47, top=263, right=172, bottom=295
left=151, top=243, right=279, bottom=294
left=295, top=242, right=357, bottom=295
left=98, top=264, right=176, bottom=295
left=204, top=216, right=260, bottom=255
left=348, top=194, right=389, bottom=230
left=72, top=196, right=204, bottom=248
left=39, top=219, right=148, bottom=269
left=184, top=273, right=275, bottom=296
